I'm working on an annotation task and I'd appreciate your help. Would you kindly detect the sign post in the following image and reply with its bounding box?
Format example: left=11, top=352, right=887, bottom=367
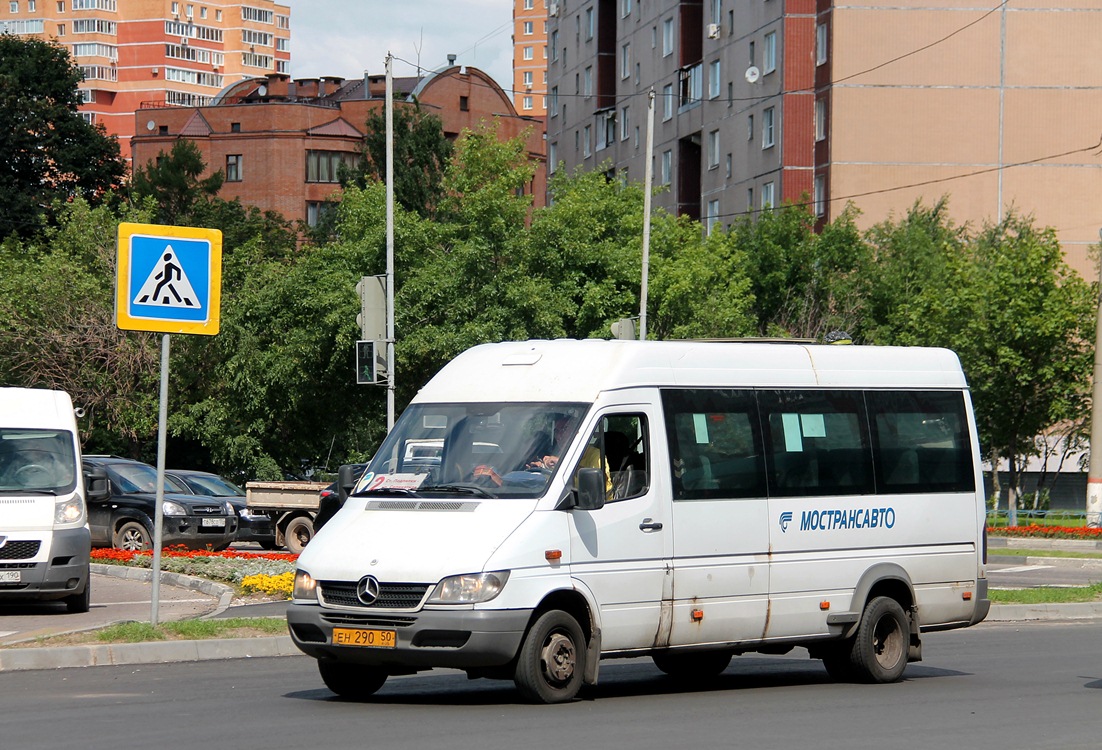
left=116, top=222, right=222, bottom=624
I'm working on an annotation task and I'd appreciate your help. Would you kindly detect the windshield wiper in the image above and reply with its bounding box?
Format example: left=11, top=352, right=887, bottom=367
left=420, top=484, right=495, bottom=499
left=0, top=488, right=56, bottom=495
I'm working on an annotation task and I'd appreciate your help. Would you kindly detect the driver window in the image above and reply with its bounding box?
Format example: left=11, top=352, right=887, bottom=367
left=570, top=414, right=650, bottom=501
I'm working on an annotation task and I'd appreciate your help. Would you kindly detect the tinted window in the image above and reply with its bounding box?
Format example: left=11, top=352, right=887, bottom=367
left=662, top=389, right=765, bottom=500
left=867, top=391, right=975, bottom=493
left=760, top=390, right=872, bottom=497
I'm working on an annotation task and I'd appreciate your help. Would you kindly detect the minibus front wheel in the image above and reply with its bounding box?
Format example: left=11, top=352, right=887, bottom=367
left=514, top=610, right=586, bottom=704
left=318, top=660, right=387, bottom=700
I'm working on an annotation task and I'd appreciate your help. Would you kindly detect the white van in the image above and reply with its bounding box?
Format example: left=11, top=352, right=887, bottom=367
left=0, top=388, right=103, bottom=613
left=288, top=340, right=990, bottom=703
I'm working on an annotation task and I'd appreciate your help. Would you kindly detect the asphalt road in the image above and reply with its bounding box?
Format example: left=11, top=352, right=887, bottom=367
left=1, top=621, right=1099, bottom=750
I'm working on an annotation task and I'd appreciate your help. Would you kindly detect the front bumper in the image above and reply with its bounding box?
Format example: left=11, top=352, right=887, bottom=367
left=0, top=526, right=90, bottom=602
left=234, top=515, right=276, bottom=545
left=161, top=515, right=238, bottom=550
left=287, top=602, right=533, bottom=670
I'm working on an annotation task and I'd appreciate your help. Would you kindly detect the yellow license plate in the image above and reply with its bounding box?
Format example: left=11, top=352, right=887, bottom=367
left=332, top=627, right=397, bottom=648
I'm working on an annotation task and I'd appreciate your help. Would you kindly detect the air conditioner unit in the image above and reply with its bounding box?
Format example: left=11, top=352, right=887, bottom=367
left=549, top=2, right=559, bottom=17
left=707, top=23, right=721, bottom=39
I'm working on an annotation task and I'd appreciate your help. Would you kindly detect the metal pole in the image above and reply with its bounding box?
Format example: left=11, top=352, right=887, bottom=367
left=385, top=53, right=396, bottom=431
left=639, top=88, right=655, bottom=341
left=151, top=333, right=170, bottom=625
left=1086, top=228, right=1102, bottom=528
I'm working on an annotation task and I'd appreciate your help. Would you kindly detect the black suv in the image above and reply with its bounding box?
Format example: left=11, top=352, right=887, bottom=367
left=83, top=456, right=238, bottom=552
left=167, top=469, right=276, bottom=549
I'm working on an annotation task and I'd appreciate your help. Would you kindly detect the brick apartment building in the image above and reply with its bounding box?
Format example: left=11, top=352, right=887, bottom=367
left=130, top=65, right=548, bottom=226
left=549, top=0, right=1102, bottom=274
left=2, top=0, right=290, bottom=160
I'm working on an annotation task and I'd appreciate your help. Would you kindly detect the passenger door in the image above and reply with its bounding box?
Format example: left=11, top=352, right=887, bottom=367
left=567, top=396, right=671, bottom=652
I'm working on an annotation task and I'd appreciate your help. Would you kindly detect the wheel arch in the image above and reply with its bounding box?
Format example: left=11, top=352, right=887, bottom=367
left=844, top=563, right=917, bottom=639
left=526, top=585, right=602, bottom=685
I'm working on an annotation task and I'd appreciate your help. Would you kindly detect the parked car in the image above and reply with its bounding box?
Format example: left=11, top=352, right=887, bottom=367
left=166, top=469, right=277, bottom=549
left=83, top=456, right=238, bottom=551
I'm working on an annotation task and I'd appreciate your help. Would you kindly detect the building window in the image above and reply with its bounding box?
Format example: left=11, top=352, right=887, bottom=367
left=763, top=31, right=776, bottom=74
left=711, top=0, right=721, bottom=24
left=814, top=175, right=826, bottom=217
left=621, top=0, right=631, bottom=17
left=523, top=95, right=533, bottom=110
left=225, top=154, right=242, bottom=182
left=662, top=83, right=673, bottom=121
left=621, top=43, right=630, bottom=79
left=815, top=98, right=826, bottom=141
left=306, top=150, right=355, bottom=183
left=747, top=113, right=754, bottom=140
left=230, top=121, right=241, bottom=132
left=523, top=70, right=533, bottom=86
left=708, top=59, right=721, bottom=99
left=661, top=149, right=672, bottom=185
left=524, top=20, right=533, bottom=35
left=747, top=188, right=753, bottom=211
left=816, top=23, right=828, bottom=65
left=28, top=0, right=35, bottom=10
left=56, top=1, right=63, bottom=11
left=550, top=86, right=558, bottom=115
left=459, top=95, right=469, bottom=111
left=707, top=129, right=720, bottom=169
left=524, top=0, right=533, bottom=8
left=551, top=30, right=559, bottom=60
left=548, top=141, right=557, bottom=174
left=215, top=9, right=221, bottom=20
left=583, top=65, right=592, bottom=96
left=725, top=153, right=732, bottom=178
left=706, top=199, right=721, bottom=235
left=621, top=105, right=630, bottom=140
left=584, top=124, right=592, bottom=157
left=762, top=107, right=775, bottom=148
left=585, top=7, right=594, bottom=39
left=9, top=1, right=18, bottom=11
left=306, top=201, right=336, bottom=228
left=523, top=46, right=533, bottom=60
left=651, top=25, right=657, bottom=49
left=762, top=181, right=775, bottom=209
left=662, top=18, right=674, bottom=56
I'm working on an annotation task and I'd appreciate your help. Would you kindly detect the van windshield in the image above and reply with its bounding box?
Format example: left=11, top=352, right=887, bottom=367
left=0, top=429, right=77, bottom=493
left=360, top=402, right=589, bottom=499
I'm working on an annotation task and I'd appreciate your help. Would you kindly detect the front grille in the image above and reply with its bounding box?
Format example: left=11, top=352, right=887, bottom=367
left=0, top=541, right=41, bottom=560
left=0, top=562, right=36, bottom=570
left=319, top=581, right=431, bottom=609
left=321, top=612, right=417, bottom=628
left=191, top=505, right=222, bottom=515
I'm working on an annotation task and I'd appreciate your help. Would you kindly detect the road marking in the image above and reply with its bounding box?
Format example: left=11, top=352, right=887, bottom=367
left=109, top=598, right=213, bottom=605
left=996, top=564, right=1055, bottom=573
left=0, top=631, right=16, bottom=638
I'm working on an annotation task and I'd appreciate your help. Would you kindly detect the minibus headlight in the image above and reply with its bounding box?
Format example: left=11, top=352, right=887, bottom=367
left=162, top=500, right=187, bottom=516
left=293, top=569, right=319, bottom=601
left=427, top=571, right=510, bottom=604
left=54, top=496, right=85, bottom=526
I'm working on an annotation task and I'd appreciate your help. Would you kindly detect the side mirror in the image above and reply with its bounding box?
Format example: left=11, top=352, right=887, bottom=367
left=84, top=466, right=111, bottom=502
left=337, top=464, right=358, bottom=503
left=574, top=467, right=606, bottom=511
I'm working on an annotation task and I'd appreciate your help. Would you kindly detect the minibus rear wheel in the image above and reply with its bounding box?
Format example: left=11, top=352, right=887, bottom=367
left=514, top=610, right=586, bottom=704
left=851, top=596, right=909, bottom=683
left=318, top=660, right=387, bottom=700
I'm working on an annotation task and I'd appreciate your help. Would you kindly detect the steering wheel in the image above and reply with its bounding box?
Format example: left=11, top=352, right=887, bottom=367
left=13, top=463, right=48, bottom=483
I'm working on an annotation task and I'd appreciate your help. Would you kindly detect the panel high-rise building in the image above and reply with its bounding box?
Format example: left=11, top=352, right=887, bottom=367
left=2, top=0, right=291, bottom=160
left=548, top=0, right=1102, bottom=273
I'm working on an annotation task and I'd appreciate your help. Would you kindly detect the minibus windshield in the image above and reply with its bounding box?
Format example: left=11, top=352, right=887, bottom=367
left=359, top=402, right=589, bottom=499
left=0, top=429, right=77, bottom=493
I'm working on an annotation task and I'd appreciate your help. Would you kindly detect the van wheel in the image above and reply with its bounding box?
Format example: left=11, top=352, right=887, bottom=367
left=514, top=610, right=586, bottom=704
left=283, top=516, right=314, bottom=555
left=652, top=650, right=732, bottom=679
left=318, top=661, right=387, bottom=700
left=114, top=521, right=151, bottom=552
left=850, top=596, right=909, bottom=683
left=64, top=579, right=91, bottom=614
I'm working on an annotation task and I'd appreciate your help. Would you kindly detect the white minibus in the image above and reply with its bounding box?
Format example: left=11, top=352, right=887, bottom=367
left=0, top=387, right=106, bottom=613
left=288, top=340, right=990, bottom=703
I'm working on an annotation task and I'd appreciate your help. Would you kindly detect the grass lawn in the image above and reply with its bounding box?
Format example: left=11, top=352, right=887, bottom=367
left=989, top=583, right=1102, bottom=605
left=16, top=617, right=288, bottom=649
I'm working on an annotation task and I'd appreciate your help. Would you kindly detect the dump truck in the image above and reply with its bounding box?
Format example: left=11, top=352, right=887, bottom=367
left=244, top=480, right=328, bottom=554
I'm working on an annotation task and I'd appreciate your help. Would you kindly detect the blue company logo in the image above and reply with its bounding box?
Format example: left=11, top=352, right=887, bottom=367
left=779, top=507, right=897, bottom=533
left=779, top=511, right=793, bottom=532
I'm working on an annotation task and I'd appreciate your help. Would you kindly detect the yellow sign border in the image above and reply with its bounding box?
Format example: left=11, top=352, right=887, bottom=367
left=116, top=222, right=223, bottom=335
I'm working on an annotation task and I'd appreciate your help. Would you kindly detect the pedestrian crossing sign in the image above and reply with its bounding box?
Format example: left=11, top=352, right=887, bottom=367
left=116, top=222, right=222, bottom=335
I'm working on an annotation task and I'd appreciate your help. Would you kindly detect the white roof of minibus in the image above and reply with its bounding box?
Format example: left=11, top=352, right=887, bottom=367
left=413, top=340, right=967, bottom=404
left=0, top=387, right=75, bottom=430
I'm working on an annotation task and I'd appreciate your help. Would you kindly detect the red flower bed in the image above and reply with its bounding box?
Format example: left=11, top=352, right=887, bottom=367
left=990, top=525, right=1102, bottom=540
left=90, top=546, right=298, bottom=563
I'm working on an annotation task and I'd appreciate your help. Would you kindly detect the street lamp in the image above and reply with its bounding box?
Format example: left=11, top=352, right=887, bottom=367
left=1085, top=227, right=1102, bottom=528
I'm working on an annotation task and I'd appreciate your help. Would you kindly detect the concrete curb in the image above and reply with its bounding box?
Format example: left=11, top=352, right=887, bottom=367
left=984, top=602, right=1102, bottom=622
left=0, top=636, right=298, bottom=672
left=90, top=563, right=236, bottom=616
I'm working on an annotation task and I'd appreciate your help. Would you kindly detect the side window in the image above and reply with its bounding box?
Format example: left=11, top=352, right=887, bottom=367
left=571, top=413, right=650, bottom=501
left=867, top=391, right=975, bottom=493
left=662, top=389, right=765, bottom=500
left=760, top=390, right=872, bottom=497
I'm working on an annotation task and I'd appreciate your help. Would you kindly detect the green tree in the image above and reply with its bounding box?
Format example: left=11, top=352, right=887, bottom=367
left=0, top=35, right=126, bottom=239
left=342, top=102, right=453, bottom=218
left=130, top=139, right=224, bottom=225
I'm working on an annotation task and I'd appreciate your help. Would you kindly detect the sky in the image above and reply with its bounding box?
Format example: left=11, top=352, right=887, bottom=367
left=284, top=0, right=515, bottom=92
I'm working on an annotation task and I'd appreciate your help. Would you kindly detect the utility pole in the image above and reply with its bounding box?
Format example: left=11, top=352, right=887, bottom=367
left=639, top=88, right=655, bottom=342
left=385, top=53, right=396, bottom=431
left=1086, top=227, right=1102, bottom=528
